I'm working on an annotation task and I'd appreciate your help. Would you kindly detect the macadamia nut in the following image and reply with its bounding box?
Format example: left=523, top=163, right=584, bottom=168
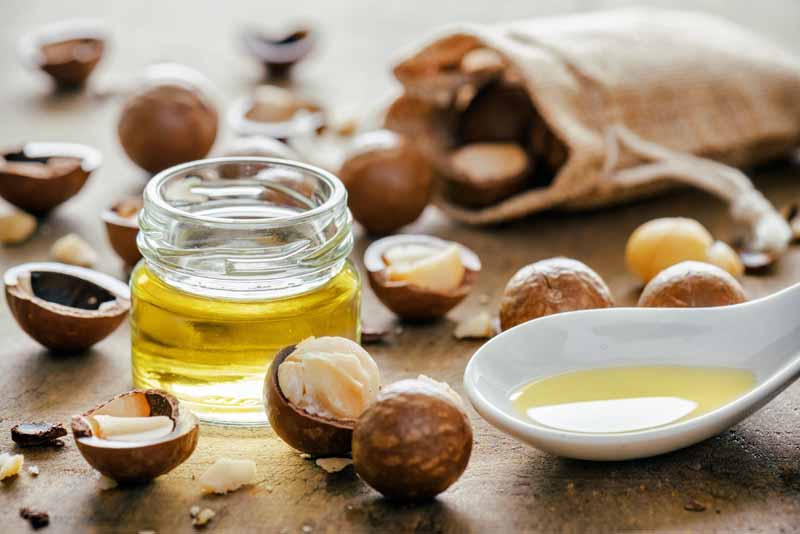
left=50, top=233, right=97, bottom=267
left=638, top=261, right=746, bottom=308
left=277, top=337, right=380, bottom=420
left=199, top=458, right=256, bottom=494
left=706, top=240, right=744, bottom=278
left=626, top=218, right=713, bottom=283
left=385, top=244, right=465, bottom=293
left=500, top=257, right=614, bottom=331
left=0, top=210, right=37, bottom=245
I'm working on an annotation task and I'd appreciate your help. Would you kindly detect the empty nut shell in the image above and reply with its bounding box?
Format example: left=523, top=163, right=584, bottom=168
left=4, top=262, right=130, bottom=352
left=499, top=257, right=614, bottom=330
left=240, top=26, right=315, bottom=79
left=0, top=142, right=102, bottom=214
left=638, top=261, right=747, bottom=308
left=19, top=19, right=107, bottom=89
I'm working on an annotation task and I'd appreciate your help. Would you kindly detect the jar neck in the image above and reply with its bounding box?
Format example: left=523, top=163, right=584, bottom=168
left=137, top=157, right=353, bottom=300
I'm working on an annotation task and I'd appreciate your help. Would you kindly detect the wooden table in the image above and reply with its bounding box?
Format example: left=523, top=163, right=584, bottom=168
left=2, top=1, right=800, bottom=532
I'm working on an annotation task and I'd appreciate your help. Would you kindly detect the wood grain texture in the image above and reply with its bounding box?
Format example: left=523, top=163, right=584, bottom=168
left=1, top=1, right=800, bottom=532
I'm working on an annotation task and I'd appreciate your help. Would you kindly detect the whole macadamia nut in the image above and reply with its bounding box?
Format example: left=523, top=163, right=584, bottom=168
left=352, top=376, right=472, bottom=502
left=339, top=130, right=433, bottom=234
left=118, top=75, right=218, bottom=174
left=638, top=261, right=746, bottom=308
left=499, top=257, right=613, bottom=331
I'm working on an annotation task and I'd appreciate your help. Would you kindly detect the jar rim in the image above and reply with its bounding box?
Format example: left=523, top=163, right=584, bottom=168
left=144, top=156, right=347, bottom=228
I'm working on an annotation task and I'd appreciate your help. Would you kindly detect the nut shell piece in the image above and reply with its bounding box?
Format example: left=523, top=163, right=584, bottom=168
left=364, top=234, right=480, bottom=321
left=18, top=19, right=107, bottom=89
left=0, top=142, right=102, bottom=214
left=71, top=389, right=198, bottom=484
left=118, top=78, right=218, bottom=174
left=444, top=142, right=530, bottom=208
left=4, top=262, right=130, bottom=352
left=339, top=130, right=433, bottom=235
left=265, top=345, right=355, bottom=456
left=638, top=261, right=747, bottom=308
left=499, top=257, right=614, bottom=331
left=101, top=197, right=142, bottom=266
left=352, top=377, right=473, bottom=502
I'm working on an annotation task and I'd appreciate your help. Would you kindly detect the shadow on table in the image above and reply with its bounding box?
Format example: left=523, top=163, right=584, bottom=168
left=513, top=423, right=798, bottom=531
left=343, top=495, right=471, bottom=534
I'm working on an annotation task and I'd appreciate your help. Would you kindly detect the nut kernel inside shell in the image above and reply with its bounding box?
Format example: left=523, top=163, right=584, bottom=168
left=278, top=337, right=380, bottom=420
left=385, top=244, right=465, bottom=293
left=499, top=257, right=614, bottom=331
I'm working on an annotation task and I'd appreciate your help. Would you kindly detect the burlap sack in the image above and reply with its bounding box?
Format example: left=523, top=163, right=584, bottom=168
left=386, top=8, right=800, bottom=252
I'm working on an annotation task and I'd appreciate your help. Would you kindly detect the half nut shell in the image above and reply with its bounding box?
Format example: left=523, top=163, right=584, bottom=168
left=101, top=197, right=142, bottom=266
left=18, top=19, right=107, bottom=89
left=227, top=86, right=325, bottom=140
left=0, top=142, right=102, bottom=214
left=240, top=26, right=315, bottom=79
left=71, top=389, right=199, bottom=484
left=364, top=235, right=480, bottom=321
left=264, top=345, right=355, bottom=456
left=4, top=262, right=130, bottom=352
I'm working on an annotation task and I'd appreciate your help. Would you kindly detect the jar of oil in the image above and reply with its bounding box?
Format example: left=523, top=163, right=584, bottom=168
left=132, top=157, right=360, bottom=425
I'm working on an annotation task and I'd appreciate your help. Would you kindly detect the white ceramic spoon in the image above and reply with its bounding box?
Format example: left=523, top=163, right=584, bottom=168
left=463, top=282, right=800, bottom=461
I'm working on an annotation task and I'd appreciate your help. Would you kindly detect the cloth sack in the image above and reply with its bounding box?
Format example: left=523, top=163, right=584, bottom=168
left=386, top=8, right=800, bottom=252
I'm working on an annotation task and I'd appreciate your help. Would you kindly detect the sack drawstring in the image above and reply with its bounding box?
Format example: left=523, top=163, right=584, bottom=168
left=603, top=125, right=791, bottom=253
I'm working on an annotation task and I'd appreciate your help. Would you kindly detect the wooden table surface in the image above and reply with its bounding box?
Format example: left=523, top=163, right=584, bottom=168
left=2, top=1, right=800, bottom=532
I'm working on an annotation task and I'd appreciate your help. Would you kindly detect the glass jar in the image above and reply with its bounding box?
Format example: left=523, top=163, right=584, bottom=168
left=131, top=157, right=361, bottom=425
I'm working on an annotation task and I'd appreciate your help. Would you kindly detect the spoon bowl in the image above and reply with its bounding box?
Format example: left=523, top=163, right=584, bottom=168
left=463, top=283, right=800, bottom=460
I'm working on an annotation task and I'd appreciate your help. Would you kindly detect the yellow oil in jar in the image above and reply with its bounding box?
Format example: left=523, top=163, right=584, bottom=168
left=511, top=366, right=755, bottom=433
left=130, top=260, right=361, bottom=425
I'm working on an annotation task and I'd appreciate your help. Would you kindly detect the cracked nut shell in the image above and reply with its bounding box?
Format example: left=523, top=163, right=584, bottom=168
left=4, top=262, right=130, bottom=352
left=0, top=142, right=102, bottom=214
left=71, top=389, right=198, bottom=484
left=265, top=345, right=355, bottom=456
left=444, top=142, right=530, bottom=208
left=102, top=197, right=142, bottom=266
left=352, top=377, right=473, bottom=502
left=19, top=20, right=107, bottom=89
left=339, top=130, right=433, bottom=235
left=364, top=235, right=480, bottom=321
left=499, top=257, right=614, bottom=330
left=638, top=261, right=747, bottom=308
left=118, top=81, right=218, bottom=173
left=11, top=422, right=67, bottom=447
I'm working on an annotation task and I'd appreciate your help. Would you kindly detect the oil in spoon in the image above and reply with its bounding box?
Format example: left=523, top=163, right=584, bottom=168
left=511, top=366, right=756, bottom=434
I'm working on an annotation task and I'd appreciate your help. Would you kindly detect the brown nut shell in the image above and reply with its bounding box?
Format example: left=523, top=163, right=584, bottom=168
left=265, top=345, right=355, bottom=456
left=4, top=262, right=130, bottom=352
left=364, top=235, right=480, bottom=321
left=339, top=130, right=433, bottom=235
left=102, top=197, right=142, bottom=266
left=443, top=142, right=530, bottom=208
left=0, top=143, right=102, bottom=214
left=19, top=20, right=107, bottom=89
left=499, top=257, right=614, bottom=331
left=71, top=389, right=198, bottom=484
left=457, top=80, right=534, bottom=144
left=352, top=378, right=473, bottom=502
left=240, top=26, right=314, bottom=79
left=638, top=261, right=747, bottom=308
left=118, top=82, right=218, bottom=174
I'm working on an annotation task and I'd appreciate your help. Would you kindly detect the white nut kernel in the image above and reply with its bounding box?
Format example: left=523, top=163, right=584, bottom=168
left=278, top=337, right=380, bottom=420
left=460, top=47, right=506, bottom=76
left=91, top=415, right=174, bottom=442
left=27, top=465, right=39, bottom=476
left=0, top=210, right=37, bottom=245
left=192, top=508, right=216, bottom=527
left=199, top=458, right=256, bottom=494
left=50, top=233, right=97, bottom=267
left=706, top=240, right=744, bottom=278
left=385, top=244, right=465, bottom=292
left=454, top=311, right=495, bottom=340
left=0, top=452, right=24, bottom=479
